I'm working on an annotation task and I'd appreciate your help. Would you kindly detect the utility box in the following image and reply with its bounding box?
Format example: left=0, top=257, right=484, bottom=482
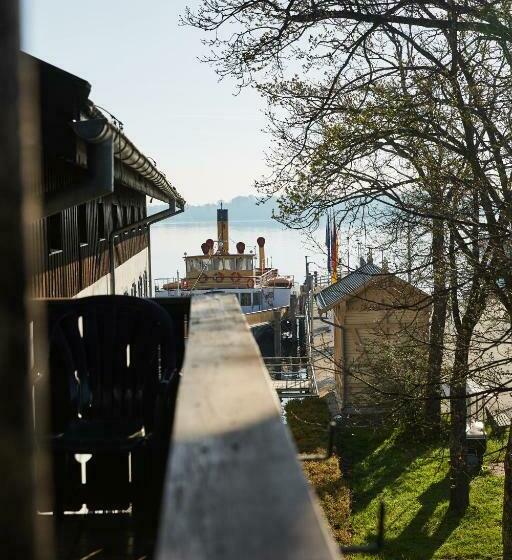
left=466, top=421, right=487, bottom=472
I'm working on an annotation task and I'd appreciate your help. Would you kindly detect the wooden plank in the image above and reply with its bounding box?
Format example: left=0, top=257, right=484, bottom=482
left=156, top=295, right=340, bottom=560
left=245, top=305, right=288, bottom=327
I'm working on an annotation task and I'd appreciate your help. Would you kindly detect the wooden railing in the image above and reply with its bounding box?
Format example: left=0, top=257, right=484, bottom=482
left=156, top=294, right=340, bottom=560
left=244, top=304, right=288, bottom=327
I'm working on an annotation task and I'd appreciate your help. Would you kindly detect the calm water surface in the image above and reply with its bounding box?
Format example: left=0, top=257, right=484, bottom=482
left=151, top=220, right=325, bottom=285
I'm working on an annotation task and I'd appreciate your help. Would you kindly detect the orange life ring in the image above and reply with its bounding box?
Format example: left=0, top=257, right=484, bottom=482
left=215, top=272, right=224, bottom=283
left=199, top=273, right=208, bottom=283
left=231, top=271, right=241, bottom=283
left=247, top=278, right=255, bottom=288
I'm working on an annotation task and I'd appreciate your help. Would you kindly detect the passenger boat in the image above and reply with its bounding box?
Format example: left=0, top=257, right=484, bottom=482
left=154, top=208, right=294, bottom=313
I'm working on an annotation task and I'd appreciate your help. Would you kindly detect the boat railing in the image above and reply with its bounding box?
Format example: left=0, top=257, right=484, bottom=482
left=154, top=277, right=177, bottom=292
left=256, top=268, right=278, bottom=287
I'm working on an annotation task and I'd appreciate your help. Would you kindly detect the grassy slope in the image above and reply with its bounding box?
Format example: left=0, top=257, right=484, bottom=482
left=285, top=398, right=506, bottom=560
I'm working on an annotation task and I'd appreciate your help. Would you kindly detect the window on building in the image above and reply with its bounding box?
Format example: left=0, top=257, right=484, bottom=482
left=112, top=204, right=119, bottom=231
left=47, top=213, right=63, bottom=254
left=123, top=206, right=129, bottom=227
left=97, top=203, right=105, bottom=240
left=253, top=292, right=262, bottom=308
left=143, top=271, right=148, bottom=297
left=131, top=206, right=136, bottom=224
left=131, top=282, right=137, bottom=296
left=240, top=293, right=251, bottom=307
left=78, top=204, right=87, bottom=245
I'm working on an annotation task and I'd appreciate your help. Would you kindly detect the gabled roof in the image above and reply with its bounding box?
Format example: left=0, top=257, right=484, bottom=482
left=315, top=262, right=385, bottom=313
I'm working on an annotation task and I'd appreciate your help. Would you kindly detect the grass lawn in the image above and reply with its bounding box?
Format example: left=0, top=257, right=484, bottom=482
left=285, top=398, right=506, bottom=560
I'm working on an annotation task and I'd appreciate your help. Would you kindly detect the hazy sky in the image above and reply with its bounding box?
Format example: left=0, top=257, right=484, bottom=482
left=21, top=0, right=268, bottom=204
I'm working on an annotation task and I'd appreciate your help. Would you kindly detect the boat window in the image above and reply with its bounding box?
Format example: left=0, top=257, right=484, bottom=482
left=253, top=292, right=261, bottom=307
left=224, top=258, right=234, bottom=271
left=240, top=293, right=251, bottom=307
left=245, top=256, right=253, bottom=270
left=213, top=258, right=221, bottom=271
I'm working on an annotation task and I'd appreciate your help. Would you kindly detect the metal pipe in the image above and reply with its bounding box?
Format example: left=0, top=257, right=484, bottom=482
left=109, top=202, right=184, bottom=295
left=43, top=118, right=114, bottom=217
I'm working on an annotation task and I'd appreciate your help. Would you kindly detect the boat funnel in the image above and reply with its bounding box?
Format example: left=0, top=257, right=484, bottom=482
left=201, top=242, right=209, bottom=255
left=217, top=208, right=229, bottom=254
left=257, top=236, right=265, bottom=274
left=236, top=241, right=245, bottom=254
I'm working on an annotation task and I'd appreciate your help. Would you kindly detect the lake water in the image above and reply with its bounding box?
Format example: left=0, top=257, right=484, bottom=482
left=150, top=220, right=326, bottom=285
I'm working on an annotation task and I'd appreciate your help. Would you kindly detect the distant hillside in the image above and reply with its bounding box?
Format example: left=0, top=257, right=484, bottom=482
left=148, top=195, right=279, bottom=222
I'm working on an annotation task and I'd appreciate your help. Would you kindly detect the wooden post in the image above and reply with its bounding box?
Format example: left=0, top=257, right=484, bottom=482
left=273, top=309, right=282, bottom=357
left=0, top=2, right=35, bottom=557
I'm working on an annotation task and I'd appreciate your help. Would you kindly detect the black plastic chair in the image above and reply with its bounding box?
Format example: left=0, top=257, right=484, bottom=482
left=36, top=295, right=178, bottom=518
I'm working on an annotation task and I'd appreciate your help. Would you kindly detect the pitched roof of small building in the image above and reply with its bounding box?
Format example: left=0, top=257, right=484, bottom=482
left=315, top=262, right=385, bottom=313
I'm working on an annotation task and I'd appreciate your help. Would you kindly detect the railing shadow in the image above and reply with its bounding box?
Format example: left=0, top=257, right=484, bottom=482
left=337, top=429, right=420, bottom=514
left=379, top=474, right=460, bottom=560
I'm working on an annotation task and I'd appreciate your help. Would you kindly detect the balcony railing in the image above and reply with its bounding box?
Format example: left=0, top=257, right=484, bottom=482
left=155, top=294, right=340, bottom=559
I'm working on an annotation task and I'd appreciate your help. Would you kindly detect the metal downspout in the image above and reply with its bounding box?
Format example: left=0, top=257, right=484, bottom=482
left=43, top=119, right=114, bottom=218
left=108, top=203, right=184, bottom=295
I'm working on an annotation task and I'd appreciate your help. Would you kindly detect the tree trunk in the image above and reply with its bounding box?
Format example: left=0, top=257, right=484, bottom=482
left=425, top=214, right=447, bottom=433
left=448, top=331, right=471, bottom=514
left=503, top=423, right=512, bottom=558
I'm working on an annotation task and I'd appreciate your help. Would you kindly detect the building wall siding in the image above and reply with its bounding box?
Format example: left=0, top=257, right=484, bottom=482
left=75, top=247, right=149, bottom=298
left=30, top=166, right=149, bottom=298
left=332, top=277, right=430, bottom=411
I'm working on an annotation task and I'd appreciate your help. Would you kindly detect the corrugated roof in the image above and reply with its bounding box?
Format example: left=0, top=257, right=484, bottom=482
left=315, top=262, right=384, bottom=313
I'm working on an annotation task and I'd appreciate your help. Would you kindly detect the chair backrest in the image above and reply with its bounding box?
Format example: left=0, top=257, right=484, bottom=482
left=47, top=296, right=177, bottom=432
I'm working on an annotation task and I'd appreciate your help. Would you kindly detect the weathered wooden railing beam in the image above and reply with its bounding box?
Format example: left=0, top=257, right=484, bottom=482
left=245, top=304, right=288, bottom=327
left=156, top=295, right=340, bottom=560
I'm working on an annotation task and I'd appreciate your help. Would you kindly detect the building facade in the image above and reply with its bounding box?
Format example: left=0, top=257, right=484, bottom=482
left=316, top=260, right=430, bottom=413
left=24, top=53, right=184, bottom=299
